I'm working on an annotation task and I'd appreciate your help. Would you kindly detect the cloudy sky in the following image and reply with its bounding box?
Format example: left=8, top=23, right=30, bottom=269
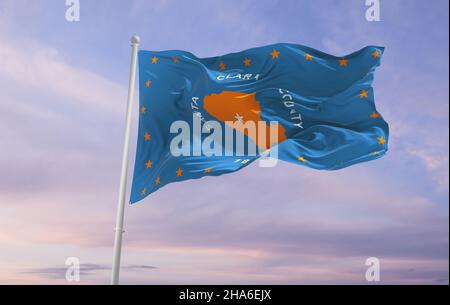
left=0, top=0, right=448, bottom=284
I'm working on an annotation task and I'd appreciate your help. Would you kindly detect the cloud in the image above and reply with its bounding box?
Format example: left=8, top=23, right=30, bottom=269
left=23, top=264, right=156, bottom=279
left=0, top=39, right=127, bottom=117
left=0, top=33, right=132, bottom=197
left=120, top=164, right=449, bottom=260
left=23, top=264, right=109, bottom=279
left=125, top=264, right=158, bottom=270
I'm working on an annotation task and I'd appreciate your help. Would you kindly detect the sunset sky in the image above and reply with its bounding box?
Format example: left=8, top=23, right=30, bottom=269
left=0, top=0, right=448, bottom=284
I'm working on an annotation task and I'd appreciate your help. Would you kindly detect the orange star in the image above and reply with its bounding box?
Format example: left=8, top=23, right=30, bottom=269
left=172, top=56, right=179, bottom=63
left=372, top=50, right=381, bottom=58
left=155, top=176, right=161, bottom=185
left=204, top=168, right=212, bottom=173
left=151, top=56, right=158, bottom=64
left=377, top=136, right=386, bottom=145
left=144, top=133, right=151, bottom=141
left=244, top=58, right=251, bottom=67
left=360, top=90, right=369, bottom=99
left=370, top=112, right=380, bottom=118
left=271, top=49, right=280, bottom=59
left=219, top=62, right=226, bottom=71
left=339, top=58, right=348, bottom=67
left=305, top=53, right=313, bottom=61
left=176, top=168, right=183, bottom=177
left=141, top=106, right=146, bottom=114
left=145, top=80, right=151, bottom=88
left=145, top=160, right=153, bottom=168
left=141, top=187, right=147, bottom=196
left=298, top=156, right=307, bottom=163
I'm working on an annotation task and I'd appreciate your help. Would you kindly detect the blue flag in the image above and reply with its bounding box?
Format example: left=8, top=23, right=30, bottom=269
left=130, top=43, right=389, bottom=204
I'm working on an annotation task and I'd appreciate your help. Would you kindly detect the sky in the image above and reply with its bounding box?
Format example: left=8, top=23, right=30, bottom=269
left=0, top=0, right=448, bottom=284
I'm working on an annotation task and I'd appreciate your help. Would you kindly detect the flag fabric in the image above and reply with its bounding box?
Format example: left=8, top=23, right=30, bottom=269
left=130, top=43, right=388, bottom=204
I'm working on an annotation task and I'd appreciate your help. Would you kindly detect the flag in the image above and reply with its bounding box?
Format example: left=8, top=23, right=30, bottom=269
left=129, top=43, right=389, bottom=204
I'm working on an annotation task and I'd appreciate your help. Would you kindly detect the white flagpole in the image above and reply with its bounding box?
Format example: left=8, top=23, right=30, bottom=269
left=111, top=35, right=140, bottom=285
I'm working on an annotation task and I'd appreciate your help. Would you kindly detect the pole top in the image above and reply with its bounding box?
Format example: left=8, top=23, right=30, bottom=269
left=131, top=35, right=140, bottom=45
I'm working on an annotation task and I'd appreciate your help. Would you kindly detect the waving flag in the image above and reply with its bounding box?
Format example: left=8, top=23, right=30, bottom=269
left=129, top=43, right=389, bottom=204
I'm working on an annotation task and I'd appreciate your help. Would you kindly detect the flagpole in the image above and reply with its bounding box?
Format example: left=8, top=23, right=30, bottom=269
left=111, top=35, right=140, bottom=285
